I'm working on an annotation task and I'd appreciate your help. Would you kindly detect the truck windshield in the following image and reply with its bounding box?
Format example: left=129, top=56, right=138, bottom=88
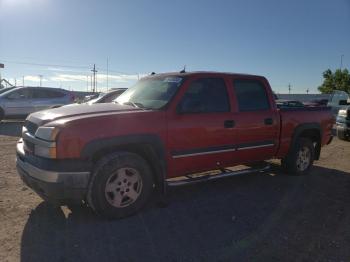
left=115, top=76, right=183, bottom=109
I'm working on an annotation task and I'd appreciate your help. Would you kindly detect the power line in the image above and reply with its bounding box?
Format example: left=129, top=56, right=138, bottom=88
left=3, top=59, right=139, bottom=76
left=2, top=60, right=90, bottom=70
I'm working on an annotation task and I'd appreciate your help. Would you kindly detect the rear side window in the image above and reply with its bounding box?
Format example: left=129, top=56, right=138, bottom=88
left=179, top=78, right=230, bottom=113
left=31, top=89, right=66, bottom=99
left=233, top=80, right=270, bottom=111
left=47, top=90, right=66, bottom=98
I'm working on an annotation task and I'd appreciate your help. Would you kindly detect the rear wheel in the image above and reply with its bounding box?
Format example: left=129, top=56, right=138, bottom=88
left=282, top=138, right=315, bottom=175
left=87, top=152, right=154, bottom=219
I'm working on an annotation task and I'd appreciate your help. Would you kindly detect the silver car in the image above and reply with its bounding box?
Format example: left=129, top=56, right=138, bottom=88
left=0, top=86, right=74, bottom=121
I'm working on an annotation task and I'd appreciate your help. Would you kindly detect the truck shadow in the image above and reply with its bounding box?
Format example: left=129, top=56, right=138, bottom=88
left=20, top=164, right=350, bottom=262
left=0, top=121, right=23, bottom=137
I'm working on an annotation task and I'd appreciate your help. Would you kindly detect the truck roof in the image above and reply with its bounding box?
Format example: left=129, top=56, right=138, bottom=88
left=143, top=71, right=266, bottom=79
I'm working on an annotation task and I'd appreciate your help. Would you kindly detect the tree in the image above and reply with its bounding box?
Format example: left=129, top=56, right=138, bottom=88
left=318, top=68, right=350, bottom=94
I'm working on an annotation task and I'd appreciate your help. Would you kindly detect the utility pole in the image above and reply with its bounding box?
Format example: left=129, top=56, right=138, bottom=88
left=39, top=75, right=43, bottom=87
left=86, top=75, right=89, bottom=91
left=340, top=54, right=344, bottom=70
left=91, top=64, right=97, bottom=93
left=23, top=76, right=25, bottom=86
left=288, top=83, right=291, bottom=94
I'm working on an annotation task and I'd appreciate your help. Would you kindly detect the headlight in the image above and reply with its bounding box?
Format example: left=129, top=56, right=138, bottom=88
left=338, top=109, right=347, bottom=117
left=35, top=127, right=60, bottom=141
left=34, top=145, right=57, bottom=158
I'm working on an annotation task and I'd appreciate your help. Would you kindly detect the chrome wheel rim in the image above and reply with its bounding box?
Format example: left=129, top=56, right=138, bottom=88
left=104, top=167, right=143, bottom=208
left=296, top=146, right=311, bottom=171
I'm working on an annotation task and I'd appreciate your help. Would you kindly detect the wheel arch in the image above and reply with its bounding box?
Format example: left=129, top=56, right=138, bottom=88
left=81, top=134, right=167, bottom=193
left=290, top=123, right=322, bottom=160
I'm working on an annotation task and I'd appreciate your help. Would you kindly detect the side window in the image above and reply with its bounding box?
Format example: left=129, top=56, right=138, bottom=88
left=31, top=89, right=50, bottom=99
left=31, top=89, right=65, bottom=99
left=48, top=90, right=65, bottom=98
left=234, top=80, right=270, bottom=111
left=178, top=78, right=230, bottom=113
left=6, top=89, right=29, bottom=100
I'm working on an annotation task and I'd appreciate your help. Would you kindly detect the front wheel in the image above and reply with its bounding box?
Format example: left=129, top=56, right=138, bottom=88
left=87, top=152, right=154, bottom=219
left=282, top=138, right=315, bottom=176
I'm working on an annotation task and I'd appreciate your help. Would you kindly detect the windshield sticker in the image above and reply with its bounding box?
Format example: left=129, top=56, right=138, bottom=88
left=164, top=77, right=182, bottom=83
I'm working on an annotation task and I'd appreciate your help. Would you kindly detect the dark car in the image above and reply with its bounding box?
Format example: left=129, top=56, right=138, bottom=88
left=303, top=99, right=329, bottom=107
left=276, top=99, right=304, bottom=108
left=87, top=89, right=127, bottom=104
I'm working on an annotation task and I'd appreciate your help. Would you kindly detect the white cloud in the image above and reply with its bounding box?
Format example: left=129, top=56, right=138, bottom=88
left=24, top=75, right=47, bottom=82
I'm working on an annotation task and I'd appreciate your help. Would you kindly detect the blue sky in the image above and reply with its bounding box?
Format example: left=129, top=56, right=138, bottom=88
left=0, top=0, right=349, bottom=93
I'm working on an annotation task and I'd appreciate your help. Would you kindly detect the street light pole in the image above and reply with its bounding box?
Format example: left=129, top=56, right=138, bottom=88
left=340, top=54, right=344, bottom=70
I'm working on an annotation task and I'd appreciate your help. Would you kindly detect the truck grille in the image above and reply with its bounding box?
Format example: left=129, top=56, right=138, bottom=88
left=25, top=120, right=38, bottom=136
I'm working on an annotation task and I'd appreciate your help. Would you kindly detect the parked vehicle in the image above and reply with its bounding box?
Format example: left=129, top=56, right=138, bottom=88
left=16, top=71, right=334, bottom=219
left=327, top=90, right=350, bottom=115
left=303, top=99, right=328, bottom=107
left=276, top=99, right=304, bottom=108
left=82, top=93, right=99, bottom=103
left=0, top=86, right=74, bottom=121
left=87, top=89, right=127, bottom=104
left=0, top=86, right=17, bottom=95
left=336, top=107, right=350, bottom=141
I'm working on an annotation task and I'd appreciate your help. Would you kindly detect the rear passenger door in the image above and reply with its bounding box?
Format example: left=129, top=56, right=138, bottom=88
left=232, top=78, right=279, bottom=163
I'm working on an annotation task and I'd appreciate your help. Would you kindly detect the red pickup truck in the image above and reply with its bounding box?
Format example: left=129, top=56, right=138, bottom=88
left=16, top=72, right=334, bottom=218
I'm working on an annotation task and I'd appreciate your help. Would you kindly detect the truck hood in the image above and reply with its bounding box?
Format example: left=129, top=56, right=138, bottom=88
left=27, top=103, right=143, bottom=126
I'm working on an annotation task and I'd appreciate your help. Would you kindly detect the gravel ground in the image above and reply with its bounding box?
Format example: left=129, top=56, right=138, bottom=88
left=0, top=121, right=349, bottom=262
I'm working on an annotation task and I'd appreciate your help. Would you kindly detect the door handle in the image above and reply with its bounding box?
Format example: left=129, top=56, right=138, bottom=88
left=264, top=118, right=273, bottom=125
left=224, top=120, right=235, bottom=128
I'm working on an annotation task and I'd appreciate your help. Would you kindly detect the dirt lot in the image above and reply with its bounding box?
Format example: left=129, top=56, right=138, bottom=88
left=0, top=121, right=350, bottom=262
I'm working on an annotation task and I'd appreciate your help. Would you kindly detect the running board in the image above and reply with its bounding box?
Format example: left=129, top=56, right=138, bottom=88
left=166, top=164, right=270, bottom=187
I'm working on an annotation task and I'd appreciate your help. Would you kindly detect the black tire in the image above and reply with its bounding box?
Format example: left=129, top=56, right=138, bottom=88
left=87, top=151, right=154, bottom=219
left=282, top=137, right=315, bottom=176
left=336, top=127, right=349, bottom=141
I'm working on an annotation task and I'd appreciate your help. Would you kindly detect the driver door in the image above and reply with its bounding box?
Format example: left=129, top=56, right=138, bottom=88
left=167, top=77, right=237, bottom=177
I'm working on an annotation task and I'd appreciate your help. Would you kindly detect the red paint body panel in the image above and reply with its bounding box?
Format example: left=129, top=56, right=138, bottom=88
left=28, top=72, right=334, bottom=179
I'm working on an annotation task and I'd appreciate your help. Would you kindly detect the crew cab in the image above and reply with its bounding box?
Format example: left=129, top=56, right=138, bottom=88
left=16, top=72, right=334, bottom=219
